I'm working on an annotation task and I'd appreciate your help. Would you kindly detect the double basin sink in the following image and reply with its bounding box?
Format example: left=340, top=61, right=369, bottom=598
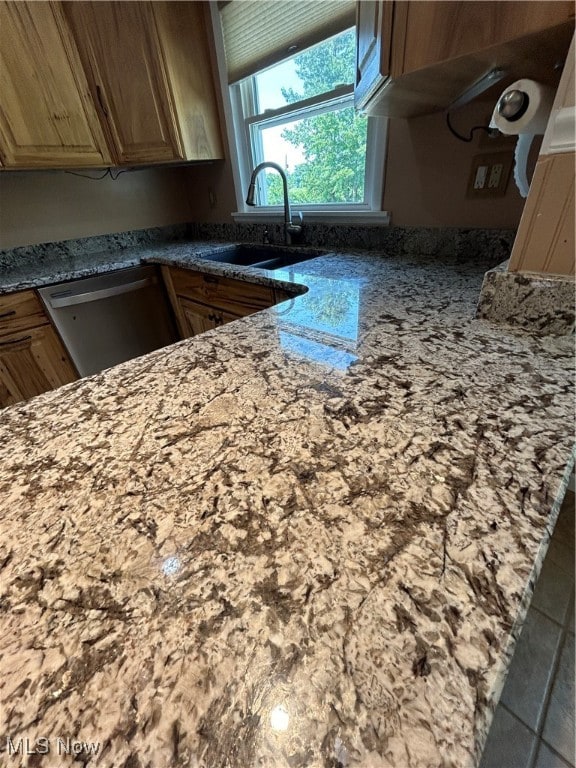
left=200, top=244, right=325, bottom=271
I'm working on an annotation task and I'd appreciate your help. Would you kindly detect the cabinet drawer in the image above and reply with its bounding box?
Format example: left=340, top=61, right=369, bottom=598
left=0, top=290, right=48, bottom=337
left=169, top=267, right=275, bottom=315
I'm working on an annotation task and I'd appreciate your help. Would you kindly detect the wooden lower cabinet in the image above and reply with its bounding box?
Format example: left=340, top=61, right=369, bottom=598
left=0, top=289, right=78, bottom=408
left=179, top=298, right=238, bottom=337
left=0, top=288, right=48, bottom=335
left=0, top=324, right=78, bottom=408
left=162, top=266, right=277, bottom=340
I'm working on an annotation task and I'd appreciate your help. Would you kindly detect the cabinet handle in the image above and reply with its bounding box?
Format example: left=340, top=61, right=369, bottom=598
left=96, top=85, right=109, bottom=117
left=0, top=334, right=31, bottom=347
left=207, top=313, right=223, bottom=325
left=203, top=275, right=219, bottom=284
left=0, top=310, right=16, bottom=320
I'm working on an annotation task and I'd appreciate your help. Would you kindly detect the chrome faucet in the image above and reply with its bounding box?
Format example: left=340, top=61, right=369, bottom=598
left=245, top=162, right=302, bottom=246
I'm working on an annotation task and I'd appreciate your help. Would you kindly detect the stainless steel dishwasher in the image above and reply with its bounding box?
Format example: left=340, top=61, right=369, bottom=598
left=38, top=265, right=178, bottom=377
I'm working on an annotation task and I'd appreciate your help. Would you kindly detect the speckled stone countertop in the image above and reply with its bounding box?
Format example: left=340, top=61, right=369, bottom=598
left=476, top=259, right=575, bottom=336
left=0, top=239, right=246, bottom=295
left=0, top=244, right=574, bottom=768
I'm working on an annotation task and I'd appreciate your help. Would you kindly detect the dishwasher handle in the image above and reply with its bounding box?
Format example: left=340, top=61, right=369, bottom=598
left=47, top=277, right=155, bottom=309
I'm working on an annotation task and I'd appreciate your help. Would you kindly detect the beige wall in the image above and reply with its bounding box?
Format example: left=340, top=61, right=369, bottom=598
left=181, top=161, right=237, bottom=224
left=0, top=165, right=200, bottom=250
left=0, top=96, right=529, bottom=250
left=383, top=96, right=530, bottom=228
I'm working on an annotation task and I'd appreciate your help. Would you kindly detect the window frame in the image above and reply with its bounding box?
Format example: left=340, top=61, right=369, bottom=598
left=210, top=4, right=389, bottom=225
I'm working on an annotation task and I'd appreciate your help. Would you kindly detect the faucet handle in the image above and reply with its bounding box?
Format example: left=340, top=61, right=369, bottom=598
left=286, top=212, right=303, bottom=245
left=288, top=210, right=303, bottom=234
left=288, top=210, right=302, bottom=230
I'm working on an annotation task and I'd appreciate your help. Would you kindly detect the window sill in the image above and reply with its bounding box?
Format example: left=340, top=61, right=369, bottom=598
left=232, top=210, right=390, bottom=226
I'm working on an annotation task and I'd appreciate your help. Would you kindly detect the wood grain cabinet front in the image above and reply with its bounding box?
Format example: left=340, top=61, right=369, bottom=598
left=62, top=1, right=223, bottom=164
left=0, top=290, right=78, bottom=408
left=162, top=266, right=276, bottom=340
left=0, top=2, right=111, bottom=168
left=356, top=1, right=575, bottom=117
left=178, top=299, right=238, bottom=338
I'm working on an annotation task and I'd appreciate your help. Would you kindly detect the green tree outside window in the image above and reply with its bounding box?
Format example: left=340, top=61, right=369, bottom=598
left=265, top=31, right=368, bottom=206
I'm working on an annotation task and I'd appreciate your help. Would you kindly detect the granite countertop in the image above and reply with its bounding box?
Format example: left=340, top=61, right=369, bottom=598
left=0, top=239, right=264, bottom=295
left=0, top=243, right=573, bottom=768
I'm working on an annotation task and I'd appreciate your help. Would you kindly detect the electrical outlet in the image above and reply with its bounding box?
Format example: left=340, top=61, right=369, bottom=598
left=467, top=153, right=513, bottom=198
left=474, top=165, right=488, bottom=189
left=488, top=164, right=503, bottom=188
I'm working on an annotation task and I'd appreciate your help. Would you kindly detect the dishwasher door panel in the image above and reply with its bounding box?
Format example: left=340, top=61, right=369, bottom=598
left=39, top=266, right=178, bottom=377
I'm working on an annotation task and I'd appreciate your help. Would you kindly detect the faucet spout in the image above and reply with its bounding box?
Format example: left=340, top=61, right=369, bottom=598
left=246, top=161, right=302, bottom=245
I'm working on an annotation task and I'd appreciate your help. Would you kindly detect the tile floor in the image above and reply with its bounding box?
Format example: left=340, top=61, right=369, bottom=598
left=480, top=490, right=575, bottom=768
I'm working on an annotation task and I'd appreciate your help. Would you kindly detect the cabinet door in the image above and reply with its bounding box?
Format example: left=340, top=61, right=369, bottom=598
left=357, top=0, right=574, bottom=116
left=161, top=266, right=276, bottom=340
left=167, top=268, right=275, bottom=316
left=0, top=325, right=78, bottom=408
left=152, top=2, right=223, bottom=161
left=355, top=1, right=395, bottom=110
left=401, top=1, right=575, bottom=76
left=178, top=298, right=238, bottom=339
left=0, top=2, right=111, bottom=168
left=64, top=1, right=183, bottom=164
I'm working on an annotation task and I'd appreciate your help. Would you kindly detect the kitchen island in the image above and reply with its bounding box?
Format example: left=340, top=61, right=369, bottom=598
left=0, top=244, right=573, bottom=768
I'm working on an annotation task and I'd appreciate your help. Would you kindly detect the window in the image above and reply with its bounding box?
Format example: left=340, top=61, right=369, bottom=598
left=215, top=14, right=388, bottom=222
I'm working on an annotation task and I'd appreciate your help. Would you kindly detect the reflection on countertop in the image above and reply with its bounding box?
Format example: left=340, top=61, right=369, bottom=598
left=0, top=243, right=573, bottom=768
left=272, top=268, right=362, bottom=370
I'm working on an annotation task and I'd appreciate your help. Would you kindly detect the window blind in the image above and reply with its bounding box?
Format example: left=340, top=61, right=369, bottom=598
left=220, top=0, right=356, bottom=84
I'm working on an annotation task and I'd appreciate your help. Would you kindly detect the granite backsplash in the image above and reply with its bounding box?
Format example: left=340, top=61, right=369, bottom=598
left=0, top=222, right=516, bottom=267
left=476, top=260, right=575, bottom=336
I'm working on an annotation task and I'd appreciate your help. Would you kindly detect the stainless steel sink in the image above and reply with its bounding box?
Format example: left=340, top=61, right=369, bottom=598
left=200, top=244, right=324, bottom=270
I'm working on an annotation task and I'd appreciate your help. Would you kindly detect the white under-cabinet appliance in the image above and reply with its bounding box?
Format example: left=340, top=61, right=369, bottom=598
left=39, top=265, right=178, bottom=377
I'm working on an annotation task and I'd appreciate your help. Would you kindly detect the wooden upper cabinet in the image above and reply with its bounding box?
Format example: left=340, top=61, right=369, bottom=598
left=63, top=1, right=223, bottom=164
left=63, top=2, right=181, bottom=164
left=355, top=1, right=393, bottom=108
left=400, top=2, right=575, bottom=75
left=0, top=2, right=111, bottom=168
left=356, top=1, right=575, bottom=117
